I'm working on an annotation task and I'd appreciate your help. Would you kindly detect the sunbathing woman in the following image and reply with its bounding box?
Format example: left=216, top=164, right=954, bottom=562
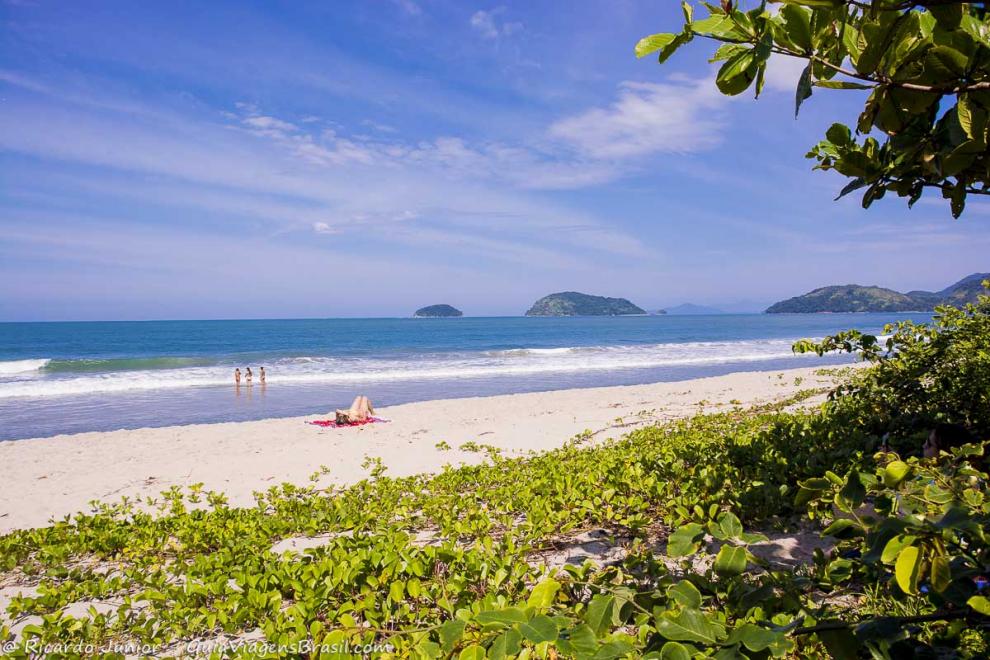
left=336, top=395, right=374, bottom=425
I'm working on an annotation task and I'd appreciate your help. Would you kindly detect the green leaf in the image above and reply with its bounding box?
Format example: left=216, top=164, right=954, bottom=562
left=459, top=645, right=486, bottom=660
left=519, top=614, right=558, bottom=643
left=476, top=607, right=528, bottom=626
left=714, top=545, right=748, bottom=576
left=389, top=580, right=404, bottom=602
left=826, top=123, right=852, bottom=147
left=585, top=594, right=615, bottom=635
left=659, top=641, right=692, bottom=660
left=882, top=461, right=911, bottom=488
left=823, top=518, right=863, bottom=540
left=680, top=1, right=692, bottom=25
left=593, top=640, right=635, bottom=659
left=714, top=511, right=743, bottom=539
left=691, top=15, right=738, bottom=38
left=415, top=641, right=442, bottom=658
left=930, top=555, right=951, bottom=593
left=557, top=624, right=598, bottom=657
left=894, top=545, right=922, bottom=595
left=817, top=627, right=861, bottom=660
left=667, top=523, right=705, bottom=557
left=926, top=46, right=969, bottom=79
left=795, top=63, right=813, bottom=117
left=736, top=623, right=780, bottom=652
left=881, top=534, right=916, bottom=564
left=635, top=33, right=678, bottom=59
left=658, top=32, right=694, bottom=65
left=488, top=629, right=522, bottom=660
left=527, top=578, right=560, bottom=610
left=780, top=4, right=812, bottom=52
left=717, top=50, right=758, bottom=96
left=835, top=177, right=868, bottom=201
left=667, top=580, right=703, bottom=609
left=407, top=577, right=421, bottom=598
left=930, top=5, right=964, bottom=30
left=656, top=608, right=726, bottom=645
left=837, top=472, right=866, bottom=510
left=968, top=596, right=990, bottom=615
left=439, top=619, right=466, bottom=653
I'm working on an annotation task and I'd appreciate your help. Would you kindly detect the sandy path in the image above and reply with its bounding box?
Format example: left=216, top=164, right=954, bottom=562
left=0, top=366, right=841, bottom=533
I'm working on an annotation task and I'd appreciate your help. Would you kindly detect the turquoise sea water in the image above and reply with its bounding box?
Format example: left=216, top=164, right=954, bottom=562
left=0, top=314, right=931, bottom=440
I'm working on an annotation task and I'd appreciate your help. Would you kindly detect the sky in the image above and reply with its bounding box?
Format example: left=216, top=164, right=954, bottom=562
left=1, top=0, right=988, bottom=321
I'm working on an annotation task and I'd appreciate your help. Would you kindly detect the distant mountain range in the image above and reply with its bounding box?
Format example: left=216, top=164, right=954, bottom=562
left=525, top=292, right=645, bottom=316
left=663, top=303, right=727, bottom=315
left=766, top=273, right=989, bottom=314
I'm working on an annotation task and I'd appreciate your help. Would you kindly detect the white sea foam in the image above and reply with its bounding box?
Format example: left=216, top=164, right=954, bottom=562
left=0, top=359, right=51, bottom=375
left=0, top=339, right=817, bottom=399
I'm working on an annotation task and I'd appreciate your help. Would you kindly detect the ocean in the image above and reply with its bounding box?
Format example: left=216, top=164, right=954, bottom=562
left=0, top=313, right=931, bottom=440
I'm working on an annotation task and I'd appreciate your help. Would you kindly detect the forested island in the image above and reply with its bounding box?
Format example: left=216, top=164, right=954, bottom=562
left=767, top=273, right=988, bottom=313
left=525, top=292, right=645, bottom=316
left=413, top=304, right=463, bottom=318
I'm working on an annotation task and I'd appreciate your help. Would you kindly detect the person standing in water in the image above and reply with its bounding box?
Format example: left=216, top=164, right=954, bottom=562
left=234, top=368, right=242, bottom=386
left=245, top=367, right=253, bottom=385
left=259, top=367, right=266, bottom=385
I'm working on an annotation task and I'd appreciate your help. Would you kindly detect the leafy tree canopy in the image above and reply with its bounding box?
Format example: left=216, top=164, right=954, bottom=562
left=637, top=1, right=990, bottom=217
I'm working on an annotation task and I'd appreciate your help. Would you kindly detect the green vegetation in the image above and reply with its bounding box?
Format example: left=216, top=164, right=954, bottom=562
left=525, top=292, right=646, bottom=317
left=767, top=273, right=989, bottom=313
left=414, top=305, right=464, bottom=318
left=767, top=285, right=921, bottom=313
left=636, top=2, right=990, bottom=218
left=2, top=297, right=989, bottom=658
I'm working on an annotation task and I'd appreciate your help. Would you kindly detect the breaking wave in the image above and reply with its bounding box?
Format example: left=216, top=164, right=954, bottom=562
left=0, top=338, right=817, bottom=399
left=0, top=359, right=51, bottom=375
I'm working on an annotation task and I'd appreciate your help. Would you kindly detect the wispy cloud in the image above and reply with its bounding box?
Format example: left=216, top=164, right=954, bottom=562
left=548, top=78, right=726, bottom=158
left=761, top=54, right=808, bottom=94
left=470, top=7, right=523, bottom=40
left=391, top=0, right=421, bottom=16
left=0, top=73, right=650, bottom=272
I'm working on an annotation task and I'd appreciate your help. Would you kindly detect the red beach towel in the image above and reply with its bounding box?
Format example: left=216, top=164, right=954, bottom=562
left=308, top=417, right=387, bottom=428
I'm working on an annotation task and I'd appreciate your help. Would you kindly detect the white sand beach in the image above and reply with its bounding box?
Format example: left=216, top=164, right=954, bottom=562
left=0, top=366, right=847, bottom=533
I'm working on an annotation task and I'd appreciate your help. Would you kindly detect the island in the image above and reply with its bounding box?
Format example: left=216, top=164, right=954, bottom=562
left=766, top=273, right=988, bottom=313
left=664, top=303, right=726, bottom=315
left=525, top=292, right=646, bottom=317
left=413, top=304, right=463, bottom=318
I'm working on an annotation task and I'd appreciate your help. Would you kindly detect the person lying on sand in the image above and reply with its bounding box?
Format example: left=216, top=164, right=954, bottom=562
left=336, top=395, right=374, bottom=425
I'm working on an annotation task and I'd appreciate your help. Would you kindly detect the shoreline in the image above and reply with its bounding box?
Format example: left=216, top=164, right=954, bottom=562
left=0, top=365, right=851, bottom=533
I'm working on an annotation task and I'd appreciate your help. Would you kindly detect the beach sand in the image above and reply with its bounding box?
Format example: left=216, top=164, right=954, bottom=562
left=0, top=365, right=847, bottom=533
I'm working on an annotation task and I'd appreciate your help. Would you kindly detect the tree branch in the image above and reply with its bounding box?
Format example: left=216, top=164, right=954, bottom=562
left=792, top=610, right=977, bottom=636
left=696, top=34, right=990, bottom=94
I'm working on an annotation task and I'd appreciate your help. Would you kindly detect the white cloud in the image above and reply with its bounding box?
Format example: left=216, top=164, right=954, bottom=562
left=548, top=79, right=726, bottom=159
left=762, top=54, right=808, bottom=94
left=470, top=8, right=522, bottom=40
left=241, top=115, right=299, bottom=139
left=312, top=221, right=338, bottom=234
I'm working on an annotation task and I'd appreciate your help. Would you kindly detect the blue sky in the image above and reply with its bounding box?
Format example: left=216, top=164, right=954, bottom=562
left=1, top=0, right=987, bottom=321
